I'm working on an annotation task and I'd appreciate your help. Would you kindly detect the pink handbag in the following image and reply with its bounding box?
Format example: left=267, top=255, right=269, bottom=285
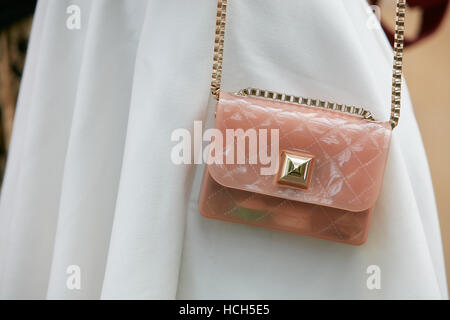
left=199, top=0, right=406, bottom=245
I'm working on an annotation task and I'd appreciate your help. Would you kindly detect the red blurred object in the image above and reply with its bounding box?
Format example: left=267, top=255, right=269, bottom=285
left=371, top=0, right=449, bottom=47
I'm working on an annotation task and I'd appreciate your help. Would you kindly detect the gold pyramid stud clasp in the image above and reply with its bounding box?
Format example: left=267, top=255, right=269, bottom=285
left=277, top=151, right=315, bottom=189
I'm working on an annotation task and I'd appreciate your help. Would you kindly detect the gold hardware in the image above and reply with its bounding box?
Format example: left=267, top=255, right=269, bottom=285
left=235, top=88, right=376, bottom=121
left=278, top=151, right=314, bottom=189
left=211, top=0, right=406, bottom=129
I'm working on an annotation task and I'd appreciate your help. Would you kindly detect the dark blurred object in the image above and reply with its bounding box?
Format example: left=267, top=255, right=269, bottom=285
left=0, top=0, right=36, bottom=186
left=371, top=0, right=450, bottom=47
left=0, top=1, right=37, bottom=29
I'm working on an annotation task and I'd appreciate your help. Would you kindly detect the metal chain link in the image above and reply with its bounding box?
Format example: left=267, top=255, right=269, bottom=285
left=210, top=0, right=227, bottom=98
left=211, top=0, right=406, bottom=129
left=390, top=0, right=406, bottom=128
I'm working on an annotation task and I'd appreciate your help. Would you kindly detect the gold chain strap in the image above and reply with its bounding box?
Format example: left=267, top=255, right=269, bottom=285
left=210, top=0, right=227, bottom=99
left=211, top=0, right=406, bottom=129
left=390, top=0, right=406, bottom=128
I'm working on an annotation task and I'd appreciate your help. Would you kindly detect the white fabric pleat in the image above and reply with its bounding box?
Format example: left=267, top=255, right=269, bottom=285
left=0, top=0, right=447, bottom=299
left=46, top=0, right=150, bottom=299
left=0, top=0, right=94, bottom=298
left=100, top=0, right=215, bottom=299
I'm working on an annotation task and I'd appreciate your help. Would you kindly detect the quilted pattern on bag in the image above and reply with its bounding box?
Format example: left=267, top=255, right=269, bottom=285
left=199, top=92, right=392, bottom=245
left=208, top=92, right=392, bottom=212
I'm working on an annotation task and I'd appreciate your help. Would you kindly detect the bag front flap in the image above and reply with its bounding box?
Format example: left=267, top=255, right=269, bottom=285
left=206, top=92, right=392, bottom=212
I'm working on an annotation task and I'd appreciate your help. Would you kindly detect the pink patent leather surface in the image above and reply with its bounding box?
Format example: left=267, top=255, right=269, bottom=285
left=208, top=92, right=392, bottom=212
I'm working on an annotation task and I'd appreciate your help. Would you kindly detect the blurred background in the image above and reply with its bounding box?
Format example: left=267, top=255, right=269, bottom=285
left=0, top=0, right=449, bottom=293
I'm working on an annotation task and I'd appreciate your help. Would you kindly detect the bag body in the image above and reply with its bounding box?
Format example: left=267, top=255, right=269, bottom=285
left=199, top=92, right=392, bottom=245
left=199, top=0, right=406, bottom=244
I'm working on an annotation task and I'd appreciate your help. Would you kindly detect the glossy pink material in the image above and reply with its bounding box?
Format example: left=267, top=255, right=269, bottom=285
left=199, top=92, right=392, bottom=245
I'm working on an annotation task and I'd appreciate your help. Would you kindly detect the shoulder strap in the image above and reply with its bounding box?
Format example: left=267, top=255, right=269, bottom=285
left=210, top=0, right=407, bottom=129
